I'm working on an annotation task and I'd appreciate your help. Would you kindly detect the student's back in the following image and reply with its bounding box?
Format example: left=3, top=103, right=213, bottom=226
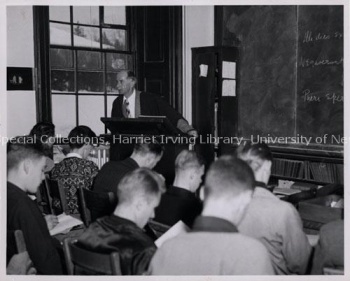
left=149, top=222, right=273, bottom=275
left=236, top=141, right=311, bottom=275
left=238, top=186, right=311, bottom=274
left=93, top=158, right=138, bottom=195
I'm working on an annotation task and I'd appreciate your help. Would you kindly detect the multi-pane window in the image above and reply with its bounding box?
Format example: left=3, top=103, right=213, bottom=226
left=49, top=6, right=133, bottom=136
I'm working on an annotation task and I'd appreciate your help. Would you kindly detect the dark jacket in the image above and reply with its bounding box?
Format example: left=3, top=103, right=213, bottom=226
left=111, top=91, right=184, bottom=129
left=311, top=220, right=344, bottom=274
left=78, top=215, right=156, bottom=275
left=154, top=186, right=203, bottom=227
left=93, top=158, right=139, bottom=198
left=7, top=182, right=63, bottom=275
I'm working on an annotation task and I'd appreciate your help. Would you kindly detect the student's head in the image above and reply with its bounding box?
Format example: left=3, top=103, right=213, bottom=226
left=29, top=122, right=55, bottom=152
left=116, top=168, right=166, bottom=228
left=235, top=141, right=273, bottom=184
left=174, top=150, right=205, bottom=192
left=116, top=70, right=137, bottom=98
left=29, top=122, right=55, bottom=142
left=203, top=155, right=255, bottom=225
left=7, top=138, right=46, bottom=194
left=68, top=125, right=97, bottom=159
left=131, top=142, right=164, bottom=169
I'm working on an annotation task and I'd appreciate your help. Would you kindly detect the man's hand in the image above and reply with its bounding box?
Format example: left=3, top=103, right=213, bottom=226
left=187, top=129, right=198, bottom=138
left=44, top=214, right=59, bottom=230
left=7, top=251, right=37, bottom=275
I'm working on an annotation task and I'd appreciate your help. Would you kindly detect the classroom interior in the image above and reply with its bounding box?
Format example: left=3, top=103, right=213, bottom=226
left=4, top=4, right=346, bottom=276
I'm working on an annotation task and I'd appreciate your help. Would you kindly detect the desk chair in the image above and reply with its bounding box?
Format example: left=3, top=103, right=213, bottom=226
left=14, top=230, right=26, bottom=253
left=323, top=267, right=344, bottom=275
left=63, top=238, right=121, bottom=275
left=44, top=176, right=68, bottom=214
left=7, top=230, right=37, bottom=275
left=78, top=188, right=115, bottom=226
left=36, top=181, right=50, bottom=214
left=8, top=229, right=27, bottom=257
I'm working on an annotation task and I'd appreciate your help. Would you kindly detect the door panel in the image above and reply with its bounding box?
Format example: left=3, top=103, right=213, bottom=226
left=135, top=6, right=182, bottom=112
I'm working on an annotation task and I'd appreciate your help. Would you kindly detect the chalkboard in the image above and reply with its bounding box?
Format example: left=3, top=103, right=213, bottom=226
left=219, top=6, right=343, bottom=147
left=297, top=6, right=343, bottom=144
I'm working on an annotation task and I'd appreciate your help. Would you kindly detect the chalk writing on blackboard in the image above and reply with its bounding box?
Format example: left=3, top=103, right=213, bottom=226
left=302, top=89, right=343, bottom=104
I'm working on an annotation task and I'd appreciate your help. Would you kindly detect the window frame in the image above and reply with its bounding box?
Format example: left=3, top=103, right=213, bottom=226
left=34, top=6, right=135, bottom=135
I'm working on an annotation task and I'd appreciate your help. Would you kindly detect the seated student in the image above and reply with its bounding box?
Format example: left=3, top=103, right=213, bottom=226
left=51, top=125, right=99, bottom=214
left=154, top=149, right=204, bottom=227
left=149, top=156, right=274, bottom=275
left=7, top=139, right=63, bottom=274
left=236, top=142, right=312, bottom=275
left=311, top=219, right=344, bottom=274
left=93, top=142, right=164, bottom=199
left=77, top=168, right=165, bottom=275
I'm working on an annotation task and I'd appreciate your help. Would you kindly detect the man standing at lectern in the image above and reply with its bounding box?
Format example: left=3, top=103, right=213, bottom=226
left=111, top=70, right=198, bottom=137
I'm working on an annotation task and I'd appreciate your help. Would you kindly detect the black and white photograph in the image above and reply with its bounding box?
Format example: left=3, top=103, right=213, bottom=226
left=0, top=0, right=348, bottom=279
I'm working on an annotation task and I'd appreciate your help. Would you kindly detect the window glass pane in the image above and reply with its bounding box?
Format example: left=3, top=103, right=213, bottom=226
left=78, top=96, right=104, bottom=135
left=50, top=23, right=72, bottom=46
left=73, top=6, right=99, bottom=25
left=52, top=94, right=76, bottom=136
left=106, top=53, right=132, bottom=71
left=103, top=7, right=126, bottom=25
left=49, top=6, right=70, bottom=22
left=106, top=73, right=118, bottom=93
left=73, top=25, right=100, bottom=48
left=51, top=70, right=75, bottom=92
left=78, top=72, right=103, bottom=93
left=77, top=51, right=103, bottom=69
left=107, top=95, right=118, bottom=118
left=50, top=49, right=74, bottom=68
left=102, top=29, right=127, bottom=51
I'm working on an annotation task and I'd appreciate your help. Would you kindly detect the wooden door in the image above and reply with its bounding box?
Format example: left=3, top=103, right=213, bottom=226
left=134, top=6, right=182, bottom=112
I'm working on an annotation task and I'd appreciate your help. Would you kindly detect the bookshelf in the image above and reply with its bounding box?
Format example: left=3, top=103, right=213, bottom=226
left=269, top=145, right=343, bottom=185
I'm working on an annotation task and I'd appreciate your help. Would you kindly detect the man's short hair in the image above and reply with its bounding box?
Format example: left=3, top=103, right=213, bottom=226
left=204, top=155, right=254, bottom=200
left=7, top=137, right=45, bottom=172
left=133, top=142, right=164, bottom=157
left=175, top=150, right=204, bottom=172
left=117, top=168, right=166, bottom=204
left=68, top=125, right=97, bottom=149
left=235, top=141, right=273, bottom=170
left=125, top=70, right=137, bottom=83
left=29, top=122, right=55, bottom=142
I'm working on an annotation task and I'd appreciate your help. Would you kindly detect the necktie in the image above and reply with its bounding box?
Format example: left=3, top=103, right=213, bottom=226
left=123, top=99, right=130, bottom=118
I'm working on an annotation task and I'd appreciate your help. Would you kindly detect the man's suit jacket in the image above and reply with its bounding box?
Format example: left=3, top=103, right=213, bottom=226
left=7, top=182, right=63, bottom=275
left=78, top=215, right=156, bottom=275
left=111, top=91, right=184, bottom=129
left=93, top=158, right=139, bottom=199
left=311, top=219, right=344, bottom=274
left=154, top=186, right=203, bottom=227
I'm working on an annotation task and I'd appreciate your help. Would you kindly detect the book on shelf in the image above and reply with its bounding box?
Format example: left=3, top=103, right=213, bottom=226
left=272, top=157, right=343, bottom=184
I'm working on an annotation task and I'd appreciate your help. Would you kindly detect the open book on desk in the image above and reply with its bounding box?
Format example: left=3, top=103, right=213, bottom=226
left=273, top=187, right=301, bottom=196
left=155, top=220, right=190, bottom=248
left=49, top=213, right=83, bottom=236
